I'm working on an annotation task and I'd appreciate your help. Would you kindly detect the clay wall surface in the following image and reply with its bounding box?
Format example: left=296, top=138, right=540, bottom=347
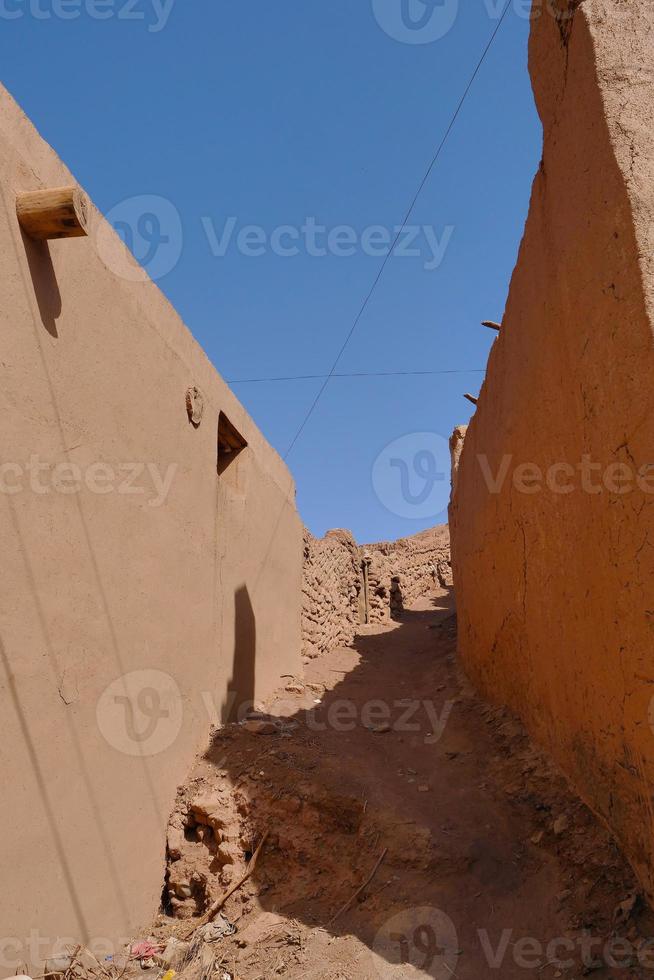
left=450, top=0, right=654, bottom=901
left=302, top=525, right=451, bottom=657
left=0, top=84, right=302, bottom=964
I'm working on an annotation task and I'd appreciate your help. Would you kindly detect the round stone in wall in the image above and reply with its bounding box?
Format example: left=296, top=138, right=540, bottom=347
left=186, top=386, right=204, bottom=427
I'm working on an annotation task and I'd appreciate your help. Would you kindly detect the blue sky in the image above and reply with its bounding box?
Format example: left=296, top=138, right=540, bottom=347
left=1, top=0, right=542, bottom=543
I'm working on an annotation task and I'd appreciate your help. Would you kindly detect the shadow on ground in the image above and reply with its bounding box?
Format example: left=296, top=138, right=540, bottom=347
left=162, top=589, right=653, bottom=979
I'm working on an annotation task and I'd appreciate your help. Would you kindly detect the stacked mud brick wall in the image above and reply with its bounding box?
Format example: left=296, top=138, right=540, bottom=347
left=450, top=0, right=654, bottom=905
left=302, top=525, right=451, bottom=658
left=301, top=529, right=362, bottom=657
left=364, top=525, right=452, bottom=622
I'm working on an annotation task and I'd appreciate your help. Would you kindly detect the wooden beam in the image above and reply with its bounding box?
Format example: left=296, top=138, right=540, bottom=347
left=482, top=320, right=501, bottom=331
left=464, top=393, right=478, bottom=406
left=16, top=186, right=89, bottom=240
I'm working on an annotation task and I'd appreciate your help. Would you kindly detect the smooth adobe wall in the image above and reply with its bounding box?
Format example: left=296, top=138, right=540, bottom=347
left=451, top=0, right=654, bottom=902
left=0, top=84, right=302, bottom=963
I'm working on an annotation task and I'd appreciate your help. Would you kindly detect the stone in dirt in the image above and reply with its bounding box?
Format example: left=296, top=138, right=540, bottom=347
left=553, top=815, right=569, bottom=836
left=243, top=719, right=280, bottom=735
left=236, top=913, right=286, bottom=947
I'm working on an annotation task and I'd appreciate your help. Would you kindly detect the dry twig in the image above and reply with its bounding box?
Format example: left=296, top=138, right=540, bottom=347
left=327, top=848, right=388, bottom=927
left=183, top=830, right=270, bottom=940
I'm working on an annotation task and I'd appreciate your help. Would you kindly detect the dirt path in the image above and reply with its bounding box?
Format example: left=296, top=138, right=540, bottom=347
left=158, top=590, right=654, bottom=978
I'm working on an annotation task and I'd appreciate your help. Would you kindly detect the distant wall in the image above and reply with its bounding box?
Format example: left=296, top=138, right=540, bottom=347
left=302, top=526, right=451, bottom=658
left=364, top=526, right=452, bottom=622
left=450, top=0, right=654, bottom=905
left=301, top=529, right=362, bottom=658
left=0, top=84, right=302, bottom=963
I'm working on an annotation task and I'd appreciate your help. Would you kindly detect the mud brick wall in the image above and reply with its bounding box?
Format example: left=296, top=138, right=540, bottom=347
left=450, top=0, right=654, bottom=906
left=0, top=83, right=302, bottom=962
left=302, top=525, right=451, bottom=657
left=302, top=529, right=362, bottom=658
left=364, top=526, right=452, bottom=623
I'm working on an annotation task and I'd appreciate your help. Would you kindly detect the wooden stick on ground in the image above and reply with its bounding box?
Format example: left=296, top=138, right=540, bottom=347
left=327, top=848, right=388, bottom=927
left=183, top=830, right=270, bottom=940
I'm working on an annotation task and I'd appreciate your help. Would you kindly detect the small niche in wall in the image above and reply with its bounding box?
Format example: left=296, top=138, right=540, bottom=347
left=217, top=411, right=248, bottom=475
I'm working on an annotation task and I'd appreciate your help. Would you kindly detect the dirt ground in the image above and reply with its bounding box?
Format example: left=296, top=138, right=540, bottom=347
left=136, top=589, right=654, bottom=979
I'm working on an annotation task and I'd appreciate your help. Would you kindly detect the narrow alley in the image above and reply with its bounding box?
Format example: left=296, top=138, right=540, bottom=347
left=155, top=589, right=651, bottom=979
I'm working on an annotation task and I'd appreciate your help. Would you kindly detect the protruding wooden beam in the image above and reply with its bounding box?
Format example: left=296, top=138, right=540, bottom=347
left=482, top=320, right=501, bottom=331
left=464, top=393, right=479, bottom=406
left=16, top=186, right=89, bottom=240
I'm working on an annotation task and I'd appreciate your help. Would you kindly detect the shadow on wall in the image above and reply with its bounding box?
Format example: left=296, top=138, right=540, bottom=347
left=21, top=231, right=62, bottom=339
left=0, top=632, right=91, bottom=941
left=221, top=585, right=256, bottom=725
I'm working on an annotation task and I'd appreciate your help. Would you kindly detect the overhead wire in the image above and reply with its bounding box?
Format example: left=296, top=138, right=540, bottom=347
left=228, top=368, right=486, bottom=384
left=282, top=0, right=512, bottom=458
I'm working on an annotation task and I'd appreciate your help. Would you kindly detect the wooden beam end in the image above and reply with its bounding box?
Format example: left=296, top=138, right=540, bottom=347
left=16, top=186, right=89, bottom=241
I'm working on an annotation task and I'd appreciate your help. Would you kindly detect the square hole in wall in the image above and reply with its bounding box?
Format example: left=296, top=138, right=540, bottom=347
left=217, top=411, right=248, bottom=475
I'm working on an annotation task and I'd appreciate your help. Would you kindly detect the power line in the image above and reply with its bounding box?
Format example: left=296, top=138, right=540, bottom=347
left=283, top=0, right=512, bottom=459
left=229, top=368, right=486, bottom=384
